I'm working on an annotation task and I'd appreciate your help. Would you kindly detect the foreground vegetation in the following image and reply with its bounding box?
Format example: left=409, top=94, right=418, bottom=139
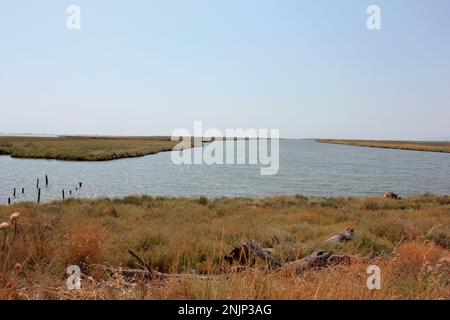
left=0, top=195, right=448, bottom=299
left=0, top=136, right=195, bottom=161
left=317, top=139, right=450, bottom=153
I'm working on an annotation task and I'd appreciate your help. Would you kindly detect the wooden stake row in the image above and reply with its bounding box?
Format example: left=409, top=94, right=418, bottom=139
left=5, top=174, right=83, bottom=205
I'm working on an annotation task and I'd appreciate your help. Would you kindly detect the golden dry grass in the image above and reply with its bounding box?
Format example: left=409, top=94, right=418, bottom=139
left=0, top=195, right=448, bottom=300
left=0, top=136, right=195, bottom=161
left=317, top=139, right=450, bottom=153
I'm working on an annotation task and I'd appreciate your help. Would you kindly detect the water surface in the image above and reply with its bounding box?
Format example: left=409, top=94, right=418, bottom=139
left=0, top=139, right=449, bottom=204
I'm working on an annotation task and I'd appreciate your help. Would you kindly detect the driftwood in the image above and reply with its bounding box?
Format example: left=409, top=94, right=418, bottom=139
left=114, top=229, right=356, bottom=281
left=116, top=267, right=229, bottom=281
left=118, top=250, right=170, bottom=280
left=279, top=251, right=351, bottom=275
left=127, top=249, right=155, bottom=279
left=323, top=227, right=354, bottom=243
left=118, top=268, right=156, bottom=279
left=224, top=240, right=281, bottom=270
left=113, top=250, right=229, bottom=281
left=223, top=242, right=255, bottom=266
left=224, top=240, right=351, bottom=274
left=384, top=192, right=402, bottom=199
left=250, top=240, right=281, bottom=269
left=225, top=228, right=356, bottom=274
left=117, top=268, right=229, bottom=281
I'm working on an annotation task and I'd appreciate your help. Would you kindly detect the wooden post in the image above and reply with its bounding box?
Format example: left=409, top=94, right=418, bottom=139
left=62, top=189, right=65, bottom=200
left=45, top=175, right=49, bottom=186
left=69, top=190, right=72, bottom=196
left=8, top=198, right=11, bottom=205
left=36, top=178, right=39, bottom=189
left=37, top=188, right=41, bottom=203
left=13, top=188, right=16, bottom=198
left=79, top=182, right=82, bottom=188
left=21, top=187, right=24, bottom=194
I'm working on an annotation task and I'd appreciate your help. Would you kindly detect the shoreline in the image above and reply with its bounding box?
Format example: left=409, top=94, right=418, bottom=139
left=0, top=136, right=197, bottom=162
left=316, top=139, right=450, bottom=153
left=3, top=192, right=447, bottom=207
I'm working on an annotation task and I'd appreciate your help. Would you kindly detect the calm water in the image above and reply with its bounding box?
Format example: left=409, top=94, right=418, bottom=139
left=0, top=139, right=449, bottom=204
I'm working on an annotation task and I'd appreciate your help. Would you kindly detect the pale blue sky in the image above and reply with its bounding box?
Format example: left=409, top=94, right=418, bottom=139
left=1, top=0, right=449, bottom=139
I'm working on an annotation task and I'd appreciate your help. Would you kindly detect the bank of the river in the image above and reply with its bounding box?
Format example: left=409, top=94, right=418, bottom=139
left=0, top=136, right=196, bottom=161
left=0, top=194, right=448, bottom=299
left=317, top=139, right=450, bottom=153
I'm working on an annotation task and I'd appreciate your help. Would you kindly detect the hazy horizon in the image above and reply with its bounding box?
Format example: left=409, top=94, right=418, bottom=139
left=1, top=1, right=450, bottom=140
left=1, top=132, right=450, bottom=141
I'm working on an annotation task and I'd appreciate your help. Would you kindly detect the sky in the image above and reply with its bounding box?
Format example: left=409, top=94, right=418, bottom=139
left=1, top=0, right=449, bottom=139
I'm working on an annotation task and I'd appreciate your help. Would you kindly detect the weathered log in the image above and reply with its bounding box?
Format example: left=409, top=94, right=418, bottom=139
left=225, top=232, right=355, bottom=275
left=119, top=268, right=154, bottom=279
left=128, top=249, right=155, bottom=279
left=249, top=240, right=281, bottom=270
left=323, top=227, right=354, bottom=243
left=224, top=242, right=255, bottom=266
left=224, top=240, right=281, bottom=270
left=118, top=249, right=168, bottom=280
left=124, top=249, right=227, bottom=281
left=116, top=268, right=228, bottom=281
left=119, top=230, right=356, bottom=282
left=118, top=268, right=168, bottom=280
left=279, top=251, right=351, bottom=275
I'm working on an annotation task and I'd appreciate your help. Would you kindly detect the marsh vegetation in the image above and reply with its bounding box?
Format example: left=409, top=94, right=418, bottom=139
left=0, top=136, right=193, bottom=161
left=317, top=139, right=450, bottom=153
left=0, top=194, right=448, bottom=299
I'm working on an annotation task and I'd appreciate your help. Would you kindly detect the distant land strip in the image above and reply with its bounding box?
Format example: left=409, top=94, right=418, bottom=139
left=0, top=136, right=198, bottom=161
left=316, top=139, right=450, bottom=153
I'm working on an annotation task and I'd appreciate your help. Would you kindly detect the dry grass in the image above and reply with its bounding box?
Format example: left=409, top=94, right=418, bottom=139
left=0, top=194, right=448, bottom=300
left=0, top=136, right=195, bottom=161
left=317, top=139, right=450, bottom=153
